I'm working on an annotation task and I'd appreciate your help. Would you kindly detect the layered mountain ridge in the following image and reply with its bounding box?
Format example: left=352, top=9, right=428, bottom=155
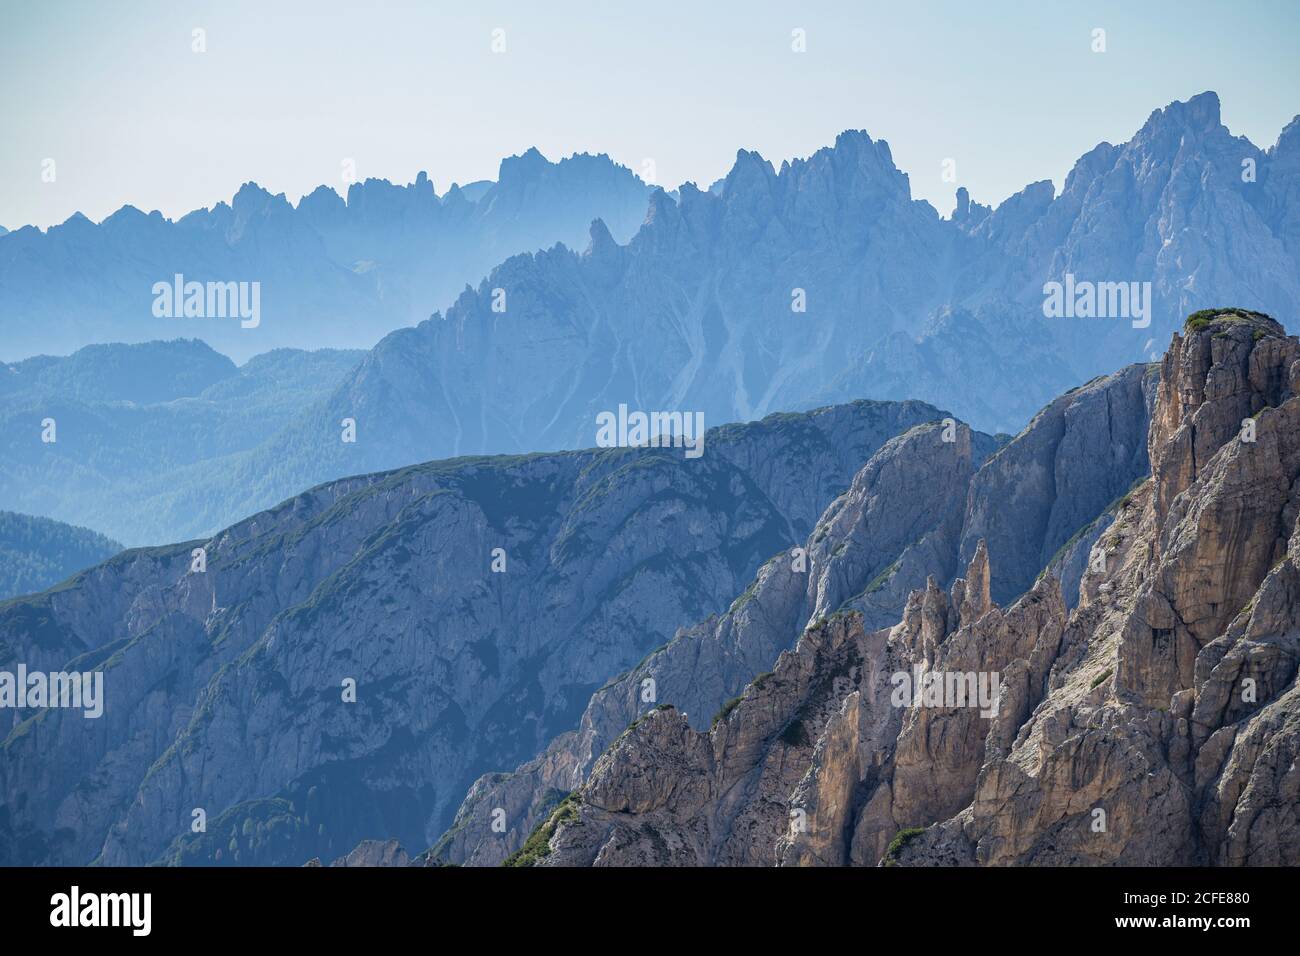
left=0, top=340, right=364, bottom=545
left=8, top=93, right=1300, bottom=550
left=0, top=397, right=945, bottom=866
left=4, top=308, right=1292, bottom=869
left=518, top=310, right=1300, bottom=866
left=0, top=151, right=652, bottom=362
left=429, top=361, right=1156, bottom=865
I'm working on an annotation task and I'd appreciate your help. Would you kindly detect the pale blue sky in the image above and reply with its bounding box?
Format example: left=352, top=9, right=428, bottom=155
left=2, top=0, right=1298, bottom=229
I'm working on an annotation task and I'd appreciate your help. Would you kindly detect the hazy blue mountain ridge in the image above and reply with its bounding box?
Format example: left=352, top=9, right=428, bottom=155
left=4, top=93, right=1298, bottom=552
left=0, top=340, right=364, bottom=544
left=0, top=511, right=123, bottom=601
left=0, top=151, right=652, bottom=362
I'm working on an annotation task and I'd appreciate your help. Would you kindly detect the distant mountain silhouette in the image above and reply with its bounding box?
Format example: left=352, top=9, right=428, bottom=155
left=0, top=339, right=363, bottom=544
left=0, top=152, right=652, bottom=362
left=6, top=94, right=1300, bottom=548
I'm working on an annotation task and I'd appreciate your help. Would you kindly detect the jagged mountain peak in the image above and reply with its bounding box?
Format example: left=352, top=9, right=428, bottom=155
left=100, top=204, right=149, bottom=225
left=53, top=210, right=94, bottom=230
left=713, top=129, right=913, bottom=206
left=517, top=306, right=1300, bottom=868
left=1150, top=308, right=1297, bottom=520
left=296, top=183, right=346, bottom=213
left=833, top=127, right=876, bottom=150
left=721, top=147, right=779, bottom=196
left=230, top=179, right=283, bottom=209
left=1124, top=90, right=1263, bottom=174
left=1272, top=114, right=1300, bottom=156
left=583, top=217, right=619, bottom=259
left=494, top=146, right=643, bottom=188
left=1140, top=89, right=1223, bottom=136
left=633, top=186, right=683, bottom=243
left=498, top=144, right=550, bottom=176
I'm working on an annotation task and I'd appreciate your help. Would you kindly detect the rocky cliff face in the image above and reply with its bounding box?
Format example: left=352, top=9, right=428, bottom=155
left=959, top=362, right=1159, bottom=605
left=0, top=398, right=940, bottom=866
left=508, top=311, right=1300, bottom=867
left=431, top=364, right=1156, bottom=866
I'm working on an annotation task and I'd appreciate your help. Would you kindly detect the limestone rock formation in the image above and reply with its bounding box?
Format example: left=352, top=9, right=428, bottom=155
left=516, top=311, right=1300, bottom=867
left=329, top=839, right=411, bottom=868
left=432, top=365, right=1155, bottom=865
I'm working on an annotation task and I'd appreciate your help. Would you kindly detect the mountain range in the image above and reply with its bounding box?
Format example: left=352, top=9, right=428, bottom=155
left=0, top=339, right=363, bottom=545
left=0, top=151, right=652, bottom=362
left=379, top=90, right=1297, bottom=444
left=3, top=308, right=1296, bottom=868
left=3, top=85, right=1300, bottom=871
left=523, top=310, right=1300, bottom=867
left=3, top=92, right=1299, bottom=553
left=0, top=396, right=947, bottom=864
left=0, top=333, right=1164, bottom=866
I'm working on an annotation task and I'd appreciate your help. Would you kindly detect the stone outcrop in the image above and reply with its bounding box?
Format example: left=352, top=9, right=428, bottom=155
left=517, top=311, right=1300, bottom=867
left=328, top=839, right=411, bottom=868
left=958, top=362, right=1159, bottom=604
left=432, top=366, right=1155, bottom=865
left=432, top=420, right=995, bottom=864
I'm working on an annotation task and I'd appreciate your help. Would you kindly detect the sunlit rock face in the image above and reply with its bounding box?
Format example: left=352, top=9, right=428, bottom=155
left=520, top=312, right=1300, bottom=868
